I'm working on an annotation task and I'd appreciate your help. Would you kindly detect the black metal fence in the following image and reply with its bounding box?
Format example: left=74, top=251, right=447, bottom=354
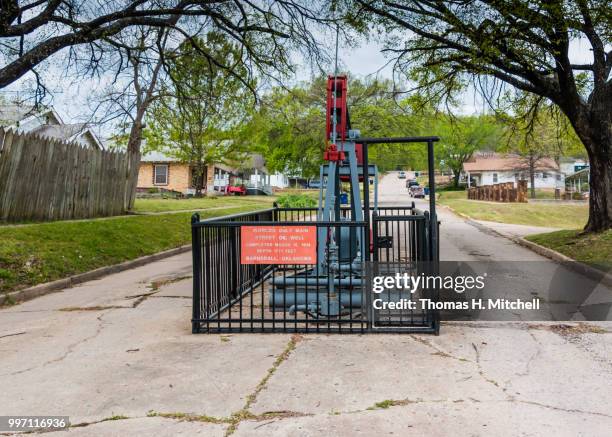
left=192, top=206, right=439, bottom=334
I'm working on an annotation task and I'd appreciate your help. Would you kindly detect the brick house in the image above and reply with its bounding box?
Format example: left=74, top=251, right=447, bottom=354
left=137, top=151, right=236, bottom=195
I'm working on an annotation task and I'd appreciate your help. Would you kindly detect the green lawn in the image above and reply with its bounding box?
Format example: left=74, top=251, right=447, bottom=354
left=438, top=191, right=588, bottom=229
left=532, top=188, right=556, bottom=199
left=527, top=230, right=612, bottom=270
left=133, top=196, right=273, bottom=213
left=0, top=204, right=264, bottom=296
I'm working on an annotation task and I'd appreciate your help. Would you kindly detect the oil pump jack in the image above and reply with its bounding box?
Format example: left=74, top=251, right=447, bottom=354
left=191, top=74, right=441, bottom=334
left=270, top=75, right=380, bottom=317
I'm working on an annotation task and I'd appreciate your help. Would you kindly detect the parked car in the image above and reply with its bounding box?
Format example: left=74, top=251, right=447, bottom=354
left=225, top=185, right=247, bottom=195
left=307, top=180, right=322, bottom=189
left=409, top=185, right=425, bottom=198
left=398, top=171, right=406, bottom=179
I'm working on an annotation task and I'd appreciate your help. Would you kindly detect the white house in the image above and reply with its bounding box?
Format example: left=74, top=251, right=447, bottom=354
left=463, top=153, right=564, bottom=189
left=240, top=155, right=294, bottom=192
left=0, top=104, right=104, bottom=149
left=270, top=173, right=290, bottom=189
left=558, top=157, right=589, bottom=176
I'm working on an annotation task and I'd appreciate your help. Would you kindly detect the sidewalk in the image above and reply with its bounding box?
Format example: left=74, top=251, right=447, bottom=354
left=1, top=252, right=612, bottom=436
left=471, top=220, right=562, bottom=238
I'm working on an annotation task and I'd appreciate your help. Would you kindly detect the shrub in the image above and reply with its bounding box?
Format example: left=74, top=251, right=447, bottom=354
left=438, top=184, right=467, bottom=192
left=276, top=193, right=317, bottom=208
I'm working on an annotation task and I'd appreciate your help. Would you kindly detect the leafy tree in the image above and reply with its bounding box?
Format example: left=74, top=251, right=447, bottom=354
left=508, top=122, right=557, bottom=199
left=350, top=0, right=612, bottom=232
left=501, top=108, right=582, bottom=198
left=436, top=115, right=501, bottom=188
left=244, top=82, right=326, bottom=181
left=245, top=76, right=428, bottom=178
left=350, top=84, right=427, bottom=172
left=146, top=33, right=254, bottom=196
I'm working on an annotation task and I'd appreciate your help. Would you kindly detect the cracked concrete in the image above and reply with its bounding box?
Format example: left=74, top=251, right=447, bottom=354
left=1, top=254, right=611, bottom=436
left=1, top=173, right=611, bottom=436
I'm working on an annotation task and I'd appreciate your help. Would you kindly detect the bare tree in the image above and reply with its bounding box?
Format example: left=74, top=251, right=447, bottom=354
left=353, top=0, right=612, bottom=232
left=1, top=1, right=332, bottom=210
left=0, top=1, right=330, bottom=93
left=90, top=27, right=171, bottom=210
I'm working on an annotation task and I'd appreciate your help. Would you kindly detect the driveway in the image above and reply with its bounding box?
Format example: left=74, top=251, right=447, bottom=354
left=1, top=174, right=611, bottom=436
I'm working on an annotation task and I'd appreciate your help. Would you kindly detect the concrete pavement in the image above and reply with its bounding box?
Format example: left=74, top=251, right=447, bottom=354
left=1, top=173, right=611, bottom=436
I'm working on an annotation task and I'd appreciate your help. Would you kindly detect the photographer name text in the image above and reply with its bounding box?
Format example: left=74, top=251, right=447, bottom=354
left=372, top=298, right=540, bottom=311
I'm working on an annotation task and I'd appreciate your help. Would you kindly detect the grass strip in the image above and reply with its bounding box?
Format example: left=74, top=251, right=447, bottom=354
left=0, top=205, right=263, bottom=294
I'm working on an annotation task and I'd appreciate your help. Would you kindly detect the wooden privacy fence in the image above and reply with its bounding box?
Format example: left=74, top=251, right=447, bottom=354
left=467, top=180, right=528, bottom=203
left=0, top=128, right=129, bottom=222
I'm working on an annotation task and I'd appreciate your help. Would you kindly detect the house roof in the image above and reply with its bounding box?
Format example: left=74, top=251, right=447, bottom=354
left=565, top=167, right=589, bottom=182
left=140, top=151, right=238, bottom=173
left=141, top=151, right=177, bottom=162
left=558, top=156, right=587, bottom=163
left=0, top=104, right=104, bottom=149
left=247, top=154, right=267, bottom=172
left=30, top=123, right=104, bottom=149
left=463, top=154, right=559, bottom=172
left=32, top=123, right=83, bottom=140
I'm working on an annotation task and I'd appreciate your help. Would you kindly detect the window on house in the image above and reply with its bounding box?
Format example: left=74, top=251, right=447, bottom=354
left=542, top=172, right=549, bottom=179
left=492, top=173, right=498, bottom=183
left=556, top=174, right=562, bottom=181
left=153, top=164, right=168, bottom=185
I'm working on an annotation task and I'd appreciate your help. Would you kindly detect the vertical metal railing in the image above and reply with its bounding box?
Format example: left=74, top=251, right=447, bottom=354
left=192, top=205, right=435, bottom=333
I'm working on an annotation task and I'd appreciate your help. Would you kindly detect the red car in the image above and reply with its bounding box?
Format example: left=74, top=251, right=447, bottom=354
left=225, top=185, right=247, bottom=196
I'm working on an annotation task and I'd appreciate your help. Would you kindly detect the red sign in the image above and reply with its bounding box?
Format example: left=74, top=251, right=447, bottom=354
left=241, top=226, right=317, bottom=265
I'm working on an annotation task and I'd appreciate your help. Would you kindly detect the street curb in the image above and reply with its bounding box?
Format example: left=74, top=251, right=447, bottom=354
left=0, top=244, right=192, bottom=306
left=443, top=204, right=612, bottom=288
left=512, top=237, right=612, bottom=288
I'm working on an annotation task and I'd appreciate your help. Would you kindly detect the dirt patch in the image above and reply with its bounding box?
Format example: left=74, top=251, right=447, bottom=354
left=529, top=323, right=608, bottom=336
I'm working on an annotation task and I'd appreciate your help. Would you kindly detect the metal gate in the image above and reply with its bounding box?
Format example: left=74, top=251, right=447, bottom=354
left=370, top=208, right=439, bottom=333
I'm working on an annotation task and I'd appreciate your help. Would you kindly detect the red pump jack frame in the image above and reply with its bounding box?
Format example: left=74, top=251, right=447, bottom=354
left=324, top=75, right=363, bottom=173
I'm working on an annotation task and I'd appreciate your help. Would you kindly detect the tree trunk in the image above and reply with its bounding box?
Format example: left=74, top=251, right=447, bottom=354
left=529, top=159, right=536, bottom=199
left=202, top=165, right=208, bottom=194
left=568, top=102, right=612, bottom=233
left=194, top=162, right=206, bottom=197
left=452, top=168, right=461, bottom=188
left=583, top=137, right=612, bottom=232
left=125, top=119, right=143, bottom=211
